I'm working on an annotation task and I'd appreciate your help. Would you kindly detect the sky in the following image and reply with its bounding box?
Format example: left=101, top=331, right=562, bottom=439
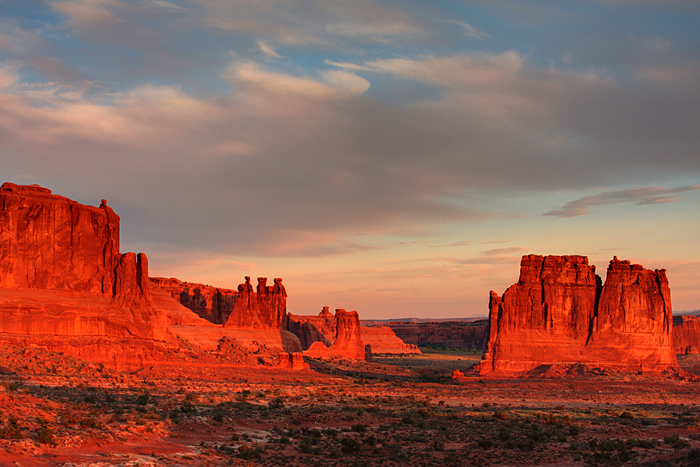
left=0, top=0, right=698, bottom=319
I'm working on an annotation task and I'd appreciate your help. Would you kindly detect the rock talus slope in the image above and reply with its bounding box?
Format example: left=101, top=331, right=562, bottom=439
left=481, top=255, right=678, bottom=376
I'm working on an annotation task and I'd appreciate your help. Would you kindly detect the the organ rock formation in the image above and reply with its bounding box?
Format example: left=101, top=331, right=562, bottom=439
left=481, top=255, right=678, bottom=376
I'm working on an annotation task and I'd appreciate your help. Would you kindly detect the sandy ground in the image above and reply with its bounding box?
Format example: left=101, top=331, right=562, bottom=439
left=0, top=347, right=699, bottom=466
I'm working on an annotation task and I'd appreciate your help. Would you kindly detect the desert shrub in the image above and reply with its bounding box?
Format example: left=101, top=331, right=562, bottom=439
left=688, top=448, right=700, bottom=462
left=340, top=437, right=361, bottom=455
left=279, top=436, right=290, bottom=444
left=268, top=397, right=285, bottom=409
left=212, top=411, right=225, bottom=423
left=664, top=434, right=690, bottom=449
left=626, top=438, right=657, bottom=449
left=0, top=422, right=23, bottom=439
left=238, top=444, right=260, bottom=460
left=478, top=439, right=495, bottom=449
left=84, top=395, right=96, bottom=404
left=493, top=411, right=508, bottom=420
left=180, top=402, right=195, bottom=413
left=79, top=416, right=102, bottom=429
left=135, top=393, right=150, bottom=405
left=323, top=428, right=338, bottom=438
left=364, top=435, right=377, bottom=447
left=35, top=427, right=55, bottom=445
left=351, top=423, right=367, bottom=433
left=619, top=411, right=634, bottom=419
left=399, top=414, right=414, bottom=425
left=168, top=409, right=181, bottom=424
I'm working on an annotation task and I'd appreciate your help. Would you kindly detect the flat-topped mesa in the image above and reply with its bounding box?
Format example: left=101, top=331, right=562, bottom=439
left=0, top=183, right=120, bottom=293
left=223, top=277, right=286, bottom=330
left=149, top=277, right=238, bottom=324
left=480, top=255, right=678, bottom=376
left=0, top=182, right=169, bottom=344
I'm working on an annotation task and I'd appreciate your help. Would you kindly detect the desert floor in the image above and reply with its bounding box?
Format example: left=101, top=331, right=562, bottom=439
left=1, top=346, right=700, bottom=466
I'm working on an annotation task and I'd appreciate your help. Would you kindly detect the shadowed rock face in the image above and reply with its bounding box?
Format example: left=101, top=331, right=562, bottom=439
left=387, top=321, right=487, bottom=350
left=0, top=183, right=120, bottom=293
left=287, top=306, right=336, bottom=349
left=481, top=255, right=678, bottom=376
left=149, top=277, right=238, bottom=324
left=673, top=316, right=700, bottom=354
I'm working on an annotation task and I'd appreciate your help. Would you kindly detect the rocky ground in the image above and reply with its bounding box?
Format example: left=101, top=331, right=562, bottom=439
left=1, top=346, right=700, bottom=466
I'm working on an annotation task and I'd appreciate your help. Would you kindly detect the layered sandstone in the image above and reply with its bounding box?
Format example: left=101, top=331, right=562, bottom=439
left=150, top=277, right=237, bottom=324
left=301, top=308, right=368, bottom=361
left=672, top=316, right=700, bottom=354
left=388, top=321, right=487, bottom=350
left=224, top=277, right=286, bottom=329
left=287, top=306, right=335, bottom=349
left=360, top=326, right=421, bottom=354
left=0, top=183, right=171, bottom=344
left=481, top=255, right=678, bottom=376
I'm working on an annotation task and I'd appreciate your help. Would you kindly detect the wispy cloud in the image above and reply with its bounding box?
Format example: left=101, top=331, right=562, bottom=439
left=430, top=240, right=471, bottom=248
left=439, top=20, right=490, bottom=40
left=256, top=40, right=282, bottom=60
left=544, top=185, right=700, bottom=218
left=481, top=247, right=528, bottom=256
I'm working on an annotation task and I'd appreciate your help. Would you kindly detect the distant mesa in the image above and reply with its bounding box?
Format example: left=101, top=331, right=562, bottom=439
left=480, top=255, right=679, bottom=376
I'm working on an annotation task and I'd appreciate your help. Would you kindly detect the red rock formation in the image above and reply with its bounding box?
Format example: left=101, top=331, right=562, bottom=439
left=277, top=352, right=309, bottom=370
left=360, top=326, right=421, bottom=354
left=300, top=308, right=368, bottom=361
left=224, top=277, right=286, bottom=329
left=481, top=255, right=678, bottom=376
left=331, top=309, right=366, bottom=360
left=0, top=183, right=120, bottom=293
left=673, top=316, right=700, bottom=354
left=0, top=183, right=170, bottom=344
left=150, top=277, right=237, bottom=324
left=387, top=321, right=487, bottom=350
left=287, top=306, right=336, bottom=349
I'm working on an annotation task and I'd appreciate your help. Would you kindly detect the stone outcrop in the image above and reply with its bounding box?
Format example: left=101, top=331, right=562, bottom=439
left=300, top=308, right=368, bottom=361
left=224, top=276, right=286, bottom=329
left=286, top=306, right=335, bottom=349
left=0, top=183, right=120, bottom=293
left=150, top=277, right=237, bottom=324
left=388, top=321, right=487, bottom=350
left=481, top=255, right=678, bottom=376
left=673, top=316, right=700, bottom=355
left=0, top=183, right=170, bottom=343
left=360, top=326, right=421, bottom=354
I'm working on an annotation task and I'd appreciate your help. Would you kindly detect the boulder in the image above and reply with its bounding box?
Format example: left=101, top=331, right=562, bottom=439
left=480, top=255, right=678, bottom=376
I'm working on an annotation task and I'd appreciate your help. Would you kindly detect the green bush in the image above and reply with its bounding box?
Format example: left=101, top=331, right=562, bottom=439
left=36, top=427, right=56, bottom=445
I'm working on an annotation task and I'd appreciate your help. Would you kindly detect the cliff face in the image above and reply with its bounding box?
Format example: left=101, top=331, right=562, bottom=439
left=481, top=255, right=678, bottom=376
left=333, top=309, right=366, bottom=360
left=0, top=183, right=120, bottom=293
left=388, top=321, right=488, bottom=350
left=673, top=316, right=700, bottom=354
left=360, top=326, right=421, bottom=354
left=149, top=277, right=237, bottom=324
left=286, top=306, right=336, bottom=349
left=0, top=183, right=171, bottom=348
left=223, top=277, right=286, bottom=330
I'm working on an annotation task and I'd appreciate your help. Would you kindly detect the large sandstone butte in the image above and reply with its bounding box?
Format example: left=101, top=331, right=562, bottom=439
left=0, top=183, right=170, bottom=343
left=0, top=183, right=304, bottom=370
left=481, top=255, right=678, bottom=376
